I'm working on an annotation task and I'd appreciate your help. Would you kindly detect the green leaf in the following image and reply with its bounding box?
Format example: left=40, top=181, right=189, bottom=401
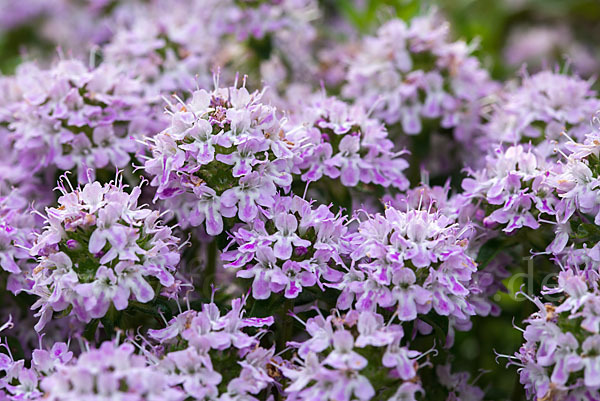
left=83, top=319, right=100, bottom=341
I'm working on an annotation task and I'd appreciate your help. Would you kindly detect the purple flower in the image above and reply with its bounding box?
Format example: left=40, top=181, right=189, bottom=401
left=486, top=70, right=600, bottom=146
left=40, top=341, right=185, bottom=401
left=223, top=194, right=347, bottom=299
left=283, top=309, right=419, bottom=401
left=323, top=330, right=367, bottom=370
left=0, top=190, right=39, bottom=294
left=508, top=280, right=600, bottom=399
left=341, top=202, right=482, bottom=325
left=286, top=94, right=409, bottom=190
left=29, top=175, right=180, bottom=330
left=145, top=84, right=296, bottom=235
left=150, top=295, right=276, bottom=399
left=391, top=268, right=432, bottom=321
left=2, top=59, right=163, bottom=184
left=342, top=12, right=498, bottom=167
left=382, top=341, right=421, bottom=380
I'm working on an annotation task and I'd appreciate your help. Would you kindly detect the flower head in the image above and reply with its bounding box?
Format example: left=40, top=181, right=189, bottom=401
left=342, top=11, right=497, bottom=166
left=29, top=175, right=180, bottom=330
left=286, top=94, right=409, bottom=189
left=145, top=82, right=296, bottom=235
left=222, top=194, right=347, bottom=299
left=1, top=59, right=163, bottom=183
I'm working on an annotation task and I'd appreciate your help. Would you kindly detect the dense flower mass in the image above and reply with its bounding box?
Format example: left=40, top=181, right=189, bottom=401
left=287, top=94, right=410, bottom=189
left=0, top=339, right=186, bottom=401
left=283, top=309, right=420, bottom=400
left=485, top=70, right=600, bottom=148
left=0, top=59, right=163, bottom=184
left=339, top=202, right=496, bottom=336
left=2, top=1, right=600, bottom=400
left=222, top=194, right=348, bottom=299
left=507, top=268, right=600, bottom=401
left=0, top=190, right=39, bottom=293
left=145, top=82, right=296, bottom=235
left=342, top=12, right=497, bottom=146
left=462, top=144, right=553, bottom=234
left=28, top=176, right=181, bottom=330
left=149, top=295, right=277, bottom=400
left=101, top=0, right=318, bottom=96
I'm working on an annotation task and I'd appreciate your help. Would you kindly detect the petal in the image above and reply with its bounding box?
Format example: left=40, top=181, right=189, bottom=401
left=89, top=229, right=107, bottom=254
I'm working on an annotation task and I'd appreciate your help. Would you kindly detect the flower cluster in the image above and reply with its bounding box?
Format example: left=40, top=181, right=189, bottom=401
left=0, top=190, right=39, bottom=294
left=42, top=341, right=185, bottom=401
left=282, top=309, right=426, bottom=401
left=0, top=295, right=276, bottom=401
left=462, top=77, right=600, bottom=400
left=145, top=83, right=296, bottom=235
left=550, top=131, right=600, bottom=222
left=29, top=176, right=181, bottom=330
left=0, top=338, right=187, bottom=401
left=149, top=295, right=277, bottom=400
left=0, top=340, right=72, bottom=400
left=0, top=59, right=163, bottom=183
left=286, top=94, right=409, bottom=189
left=507, top=268, right=600, bottom=400
left=485, top=70, right=600, bottom=148
left=101, top=0, right=224, bottom=96
left=102, top=0, right=318, bottom=97
left=340, top=202, right=487, bottom=329
left=462, top=126, right=600, bottom=269
left=222, top=194, right=348, bottom=299
left=462, top=144, right=554, bottom=234
left=342, top=12, right=497, bottom=147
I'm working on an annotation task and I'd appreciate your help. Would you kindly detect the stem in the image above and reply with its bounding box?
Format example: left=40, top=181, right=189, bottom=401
left=278, top=298, right=295, bottom=351
left=203, top=239, right=218, bottom=297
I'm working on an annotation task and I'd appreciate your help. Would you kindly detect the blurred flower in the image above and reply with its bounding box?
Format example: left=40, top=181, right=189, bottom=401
left=342, top=11, right=498, bottom=164
left=1, top=59, right=164, bottom=184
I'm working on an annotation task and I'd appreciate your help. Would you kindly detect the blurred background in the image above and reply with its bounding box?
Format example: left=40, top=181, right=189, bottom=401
left=2, top=0, right=600, bottom=79
left=334, top=0, right=600, bottom=80
left=1, top=1, right=598, bottom=399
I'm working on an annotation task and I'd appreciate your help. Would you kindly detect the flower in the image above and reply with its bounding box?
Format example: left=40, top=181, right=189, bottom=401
left=145, top=82, right=296, bottom=235
left=1, top=59, right=164, bottom=184
left=286, top=94, right=409, bottom=189
left=28, top=175, right=180, bottom=331
left=222, top=194, right=347, bottom=299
